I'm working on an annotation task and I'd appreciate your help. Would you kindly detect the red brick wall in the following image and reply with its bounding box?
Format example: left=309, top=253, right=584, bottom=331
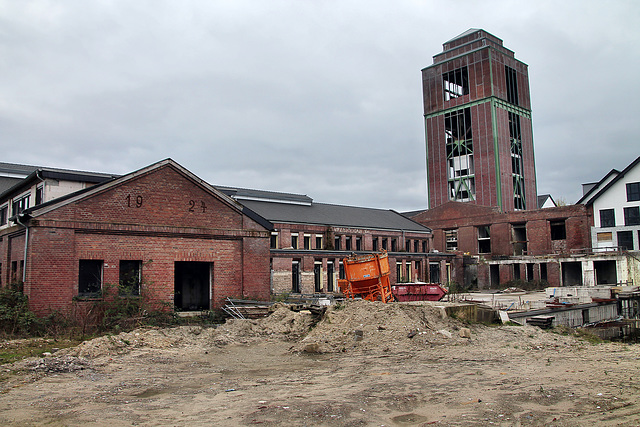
left=9, top=163, right=271, bottom=316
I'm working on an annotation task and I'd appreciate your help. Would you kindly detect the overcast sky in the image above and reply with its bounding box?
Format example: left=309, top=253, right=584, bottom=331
left=1, top=1, right=639, bottom=211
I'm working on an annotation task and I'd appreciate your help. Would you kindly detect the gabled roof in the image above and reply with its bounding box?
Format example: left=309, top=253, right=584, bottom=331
left=576, top=169, right=620, bottom=205
left=18, top=159, right=272, bottom=230
left=238, top=199, right=431, bottom=233
left=577, top=156, right=640, bottom=206
left=0, top=164, right=119, bottom=201
left=444, top=28, right=481, bottom=44
left=537, top=194, right=556, bottom=209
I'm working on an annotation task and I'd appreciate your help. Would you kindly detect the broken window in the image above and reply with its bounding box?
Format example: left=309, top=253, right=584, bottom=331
left=78, top=260, right=103, bottom=296
left=442, top=66, right=469, bottom=101
left=511, top=223, right=527, bottom=255
left=12, top=193, right=30, bottom=217
left=624, top=206, right=640, bottom=226
left=477, top=225, right=491, bottom=254
left=445, top=108, right=475, bottom=202
left=599, top=209, right=615, bottom=227
left=119, top=260, right=141, bottom=296
left=550, top=219, right=567, bottom=240
left=505, top=66, right=519, bottom=105
left=627, top=182, right=640, bottom=202
left=445, top=229, right=458, bottom=251
left=509, top=112, right=526, bottom=210
left=617, top=231, right=634, bottom=250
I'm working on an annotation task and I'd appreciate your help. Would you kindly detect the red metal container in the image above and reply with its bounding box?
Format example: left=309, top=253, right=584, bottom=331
left=391, top=283, right=447, bottom=302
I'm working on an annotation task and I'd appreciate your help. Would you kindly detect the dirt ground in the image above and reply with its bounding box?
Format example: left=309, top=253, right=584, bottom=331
left=1, top=300, right=639, bottom=426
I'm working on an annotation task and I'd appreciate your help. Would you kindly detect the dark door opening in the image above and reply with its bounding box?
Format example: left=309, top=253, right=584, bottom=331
left=594, top=260, right=617, bottom=285
left=292, top=260, right=301, bottom=293
left=314, top=263, right=322, bottom=293
left=561, top=261, right=582, bottom=286
left=490, top=264, right=500, bottom=288
left=174, top=261, right=211, bottom=311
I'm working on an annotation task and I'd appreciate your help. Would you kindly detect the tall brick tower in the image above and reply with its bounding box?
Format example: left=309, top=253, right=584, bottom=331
left=423, top=29, right=537, bottom=211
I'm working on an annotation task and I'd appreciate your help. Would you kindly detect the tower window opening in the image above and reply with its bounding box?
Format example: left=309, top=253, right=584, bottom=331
left=509, top=111, right=525, bottom=210
left=445, top=108, right=475, bottom=202
left=505, top=65, right=519, bottom=105
left=443, top=67, right=469, bottom=101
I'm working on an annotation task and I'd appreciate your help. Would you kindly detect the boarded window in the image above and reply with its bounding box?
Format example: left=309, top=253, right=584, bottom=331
left=597, top=232, right=613, bottom=242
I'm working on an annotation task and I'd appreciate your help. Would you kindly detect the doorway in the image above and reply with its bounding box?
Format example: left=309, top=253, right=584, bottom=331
left=174, top=262, right=211, bottom=311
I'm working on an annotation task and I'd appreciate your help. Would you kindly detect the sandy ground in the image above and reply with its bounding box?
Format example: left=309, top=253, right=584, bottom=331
left=1, top=300, right=640, bottom=426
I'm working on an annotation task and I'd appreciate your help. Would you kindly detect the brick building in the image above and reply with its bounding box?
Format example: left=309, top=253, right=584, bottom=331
left=0, top=159, right=271, bottom=316
left=216, top=187, right=454, bottom=294
left=422, top=29, right=536, bottom=211
left=408, top=202, right=592, bottom=288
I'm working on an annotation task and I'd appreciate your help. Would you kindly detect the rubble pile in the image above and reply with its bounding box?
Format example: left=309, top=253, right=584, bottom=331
left=25, top=355, right=90, bottom=373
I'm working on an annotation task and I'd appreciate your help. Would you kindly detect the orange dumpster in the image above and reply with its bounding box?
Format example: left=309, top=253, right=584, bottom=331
left=340, top=251, right=394, bottom=303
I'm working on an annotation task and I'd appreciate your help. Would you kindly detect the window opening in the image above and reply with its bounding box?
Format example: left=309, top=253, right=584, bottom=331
left=339, top=262, right=345, bottom=280
left=270, top=232, right=278, bottom=249
left=405, top=240, right=411, bottom=252
left=422, top=240, right=428, bottom=252
left=12, top=194, right=30, bottom=217
left=372, top=237, right=379, bottom=251
left=381, top=238, right=388, bottom=250
left=505, top=65, right=519, bottom=105
left=119, top=260, right=141, bottom=296
left=618, top=231, right=634, bottom=250
left=355, top=237, right=362, bottom=251
left=303, top=234, right=311, bottom=250
left=314, top=262, right=322, bottom=293
left=550, top=220, right=567, bottom=240
left=445, top=108, right=475, bottom=202
left=315, top=235, right=323, bottom=250
left=0, top=205, right=7, bottom=226
left=445, top=229, right=458, bottom=251
left=334, top=236, right=341, bottom=251
left=513, top=264, right=520, bottom=281
left=600, top=209, right=615, bottom=227
left=442, top=66, right=469, bottom=101
left=429, top=262, right=440, bottom=283
left=414, top=240, right=419, bottom=252
left=512, top=223, right=527, bottom=255
left=327, top=261, right=334, bottom=292
left=490, top=265, right=500, bottom=287
left=78, top=260, right=103, bottom=296
left=477, top=225, right=491, bottom=253
left=35, top=186, right=44, bottom=205
left=345, top=236, right=352, bottom=251
left=624, top=207, right=640, bottom=226
left=540, top=263, right=548, bottom=282
left=627, top=182, right=640, bottom=202
left=391, top=239, right=397, bottom=252
left=292, top=260, right=301, bottom=293
left=291, top=233, right=298, bottom=249
left=527, top=263, right=534, bottom=281
left=509, top=112, right=525, bottom=210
